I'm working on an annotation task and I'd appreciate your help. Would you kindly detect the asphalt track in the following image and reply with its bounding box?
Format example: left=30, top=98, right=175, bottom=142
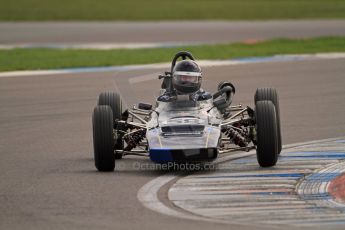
left=0, top=57, right=345, bottom=230
left=1, top=20, right=345, bottom=46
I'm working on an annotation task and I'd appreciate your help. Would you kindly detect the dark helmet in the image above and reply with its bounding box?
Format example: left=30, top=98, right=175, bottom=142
left=172, top=60, right=202, bottom=95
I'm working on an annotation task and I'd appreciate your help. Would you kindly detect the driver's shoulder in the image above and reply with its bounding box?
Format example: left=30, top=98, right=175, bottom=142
left=195, top=89, right=212, bottom=101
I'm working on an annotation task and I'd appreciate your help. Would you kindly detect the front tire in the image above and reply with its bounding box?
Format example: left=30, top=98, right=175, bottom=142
left=98, top=92, right=124, bottom=159
left=93, top=105, right=115, bottom=172
left=255, top=88, right=282, bottom=153
left=255, top=101, right=279, bottom=167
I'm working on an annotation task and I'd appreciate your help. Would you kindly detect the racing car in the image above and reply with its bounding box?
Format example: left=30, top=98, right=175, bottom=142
left=92, top=51, right=282, bottom=171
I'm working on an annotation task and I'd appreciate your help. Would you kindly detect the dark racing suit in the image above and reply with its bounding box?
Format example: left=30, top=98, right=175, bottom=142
left=157, top=88, right=212, bottom=102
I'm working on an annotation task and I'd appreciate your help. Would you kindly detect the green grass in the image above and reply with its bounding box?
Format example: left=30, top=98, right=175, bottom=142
left=1, top=0, right=345, bottom=21
left=1, top=37, right=345, bottom=72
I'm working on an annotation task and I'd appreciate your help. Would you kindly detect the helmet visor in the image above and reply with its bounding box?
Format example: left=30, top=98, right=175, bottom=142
left=173, top=71, right=202, bottom=84
left=175, top=75, right=198, bottom=84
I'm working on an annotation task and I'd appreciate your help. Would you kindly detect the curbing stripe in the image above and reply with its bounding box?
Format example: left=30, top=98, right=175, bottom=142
left=1, top=53, right=345, bottom=78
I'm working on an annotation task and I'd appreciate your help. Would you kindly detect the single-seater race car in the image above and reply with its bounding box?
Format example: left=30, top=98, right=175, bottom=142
left=92, top=51, right=282, bottom=171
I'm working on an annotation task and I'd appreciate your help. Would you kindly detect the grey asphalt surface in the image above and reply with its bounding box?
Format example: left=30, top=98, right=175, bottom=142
left=0, top=58, right=345, bottom=230
left=1, top=20, right=345, bottom=45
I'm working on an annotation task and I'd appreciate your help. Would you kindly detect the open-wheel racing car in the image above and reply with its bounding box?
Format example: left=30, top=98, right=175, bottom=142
left=92, top=51, right=282, bottom=171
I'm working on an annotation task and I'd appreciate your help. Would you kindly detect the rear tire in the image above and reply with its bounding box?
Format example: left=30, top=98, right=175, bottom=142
left=255, top=88, right=282, bottom=153
left=93, top=105, right=115, bottom=172
left=98, top=92, right=123, bottom=122
left=98, top=92, right=124, bottom=159
left=255, top=101, right=279, bottom=167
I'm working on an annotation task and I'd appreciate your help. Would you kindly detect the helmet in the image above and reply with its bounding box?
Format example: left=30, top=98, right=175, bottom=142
left=172, top=60, right=202, bottom=95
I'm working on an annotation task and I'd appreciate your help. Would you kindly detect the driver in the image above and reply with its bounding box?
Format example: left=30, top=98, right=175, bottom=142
left=158, top=60, right=212, bottom=102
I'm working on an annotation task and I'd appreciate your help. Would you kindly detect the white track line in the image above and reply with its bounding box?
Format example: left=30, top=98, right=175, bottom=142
left=137, top=151, right=282, bottom=229
left=137, top=137, right=345, bottom=227
left=0, top=42, right=205, bottom=50
left=1, top=53, right=345, bottom=78
left=137, top=151, right=255, bottom=221
left=169, top=137, right=345, bottom=226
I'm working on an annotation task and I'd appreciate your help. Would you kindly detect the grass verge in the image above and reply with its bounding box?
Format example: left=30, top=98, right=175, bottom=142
left=1, top=37, right=345, bottom=72
left=1, top=0, right=345, bottom=21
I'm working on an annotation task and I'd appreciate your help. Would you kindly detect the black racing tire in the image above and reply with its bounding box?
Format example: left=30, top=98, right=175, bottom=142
left=93, top=105, right=115, bottom=172
left=255, top=101, right=279, bottom=167
left=254, top=88, right=282, bottom=154
left=97, top=92, right=124, bottom=159
left=98, top=92, right=123, bottom=121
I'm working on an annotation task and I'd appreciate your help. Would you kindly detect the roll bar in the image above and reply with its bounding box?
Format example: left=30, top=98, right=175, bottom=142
left=170, top=51, right=195, bottom=73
